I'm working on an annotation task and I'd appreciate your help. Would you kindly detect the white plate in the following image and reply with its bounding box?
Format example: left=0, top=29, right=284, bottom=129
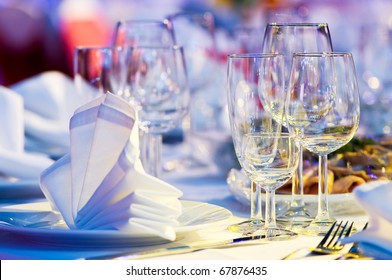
left=0, top=200, right=232, bottom=248
left=227, top=168, right=365, bottom=216
left=0, top=180, right=44, bottom=200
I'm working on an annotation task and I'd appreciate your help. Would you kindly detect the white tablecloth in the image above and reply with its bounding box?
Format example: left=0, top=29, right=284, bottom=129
left=0, top=143, right=369, bottom=260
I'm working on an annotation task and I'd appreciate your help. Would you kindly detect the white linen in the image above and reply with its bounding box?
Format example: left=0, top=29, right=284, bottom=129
left=0, top=86, right=24, bottom=152
left=40, top=93, right=183, bottom=241
left=10, top=71, right=92, bottom=155
left=341, top=180, right=392, bottom=259
left=0, top=86, right=54, bottom=180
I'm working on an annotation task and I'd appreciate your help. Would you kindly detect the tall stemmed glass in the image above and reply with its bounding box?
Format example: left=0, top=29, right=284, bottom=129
left=112, top=20, right=176, bottom=177
left=261, top=23, right=333, bottom=224
left=165, top=12, right=218, bottom=170
left=286, top=52, right=360, bottom=235
left=122, top=45, right=190, bottom=177
left=227, top=53, right=286, bottom=234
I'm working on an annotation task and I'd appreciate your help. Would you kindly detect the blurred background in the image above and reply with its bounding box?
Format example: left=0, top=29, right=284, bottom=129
left=1, top=0, right=392, bottom=137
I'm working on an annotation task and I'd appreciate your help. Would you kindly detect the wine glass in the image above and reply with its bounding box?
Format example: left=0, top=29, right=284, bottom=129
left=112, top=19, right=177, bottom=176
left=286, top=52, right=360, bottom=235
left=112, top=19, right=174, bottom=47
left=227, top=53, right=286, bottom=234
left=261, top=23, right=333, bottom=224
left=242, top=133, right=300, bottom=240
left=73, top=46, right=125, bottom=103
left=165, top=11, right=219, bottom=170
left=121, top=45, right=190, bottom=178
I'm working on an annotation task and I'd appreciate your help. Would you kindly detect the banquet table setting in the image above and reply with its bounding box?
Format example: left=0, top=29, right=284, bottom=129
left=1, top=9, right=392, bottom=263
left=0, top=141, right=374, bottom=260
left=0, top=94, right=387, bottom=261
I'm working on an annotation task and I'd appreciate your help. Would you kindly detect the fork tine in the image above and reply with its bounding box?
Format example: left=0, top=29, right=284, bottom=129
left=330, top=221, right=350, bottom=248
left=282, top=220, right=352, bottom=259
left=344, top=222, right=354, bottom=238
left=317, top=221, right=337, bottom=248
left=325, top=221, right=344, bottom=248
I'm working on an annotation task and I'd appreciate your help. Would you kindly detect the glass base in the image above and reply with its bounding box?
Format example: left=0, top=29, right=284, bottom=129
left=250, top=227, right=298, bottom=241
left=298, top=217, right=337, bottom=236
left=227, top=220, right=264, bottom=235
left=277, top=205, right=314, bottom=226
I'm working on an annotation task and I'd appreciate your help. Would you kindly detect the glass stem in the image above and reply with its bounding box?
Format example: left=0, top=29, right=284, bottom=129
left=250, top=182, right=263, bottom=225
left=264, top=189, right=276, bottom=229
left=290, top=145, right=305, bottom=207
left=316, top=154, right=330, bottom=221
left=140, top=131, right=162, bottom=178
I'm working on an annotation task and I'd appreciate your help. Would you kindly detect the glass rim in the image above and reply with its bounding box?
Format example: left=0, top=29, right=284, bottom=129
left=245, top=132, right=296, bottom=138
left=293, top=52, right=352, bottom=58
left=129, top=44, right=183, bottom=50
left=74, top=46, right=121, bottom=51
left=227, top=53, right=283, bottom=59
left=266, top=22, right=328, bottom=27
left=75, top=45, right=183, bottom=51
left=116, top=19, right=170, bottom=25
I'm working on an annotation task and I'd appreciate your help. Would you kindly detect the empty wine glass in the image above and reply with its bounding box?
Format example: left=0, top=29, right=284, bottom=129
left=112, top=19, right=177, bottom=176
left=112, top=19, right=174, bottom=47
left=242, top=133, right=300, bottom=240
left=261, top=23, right=333, bottom=225
left=286, top=52, right=360, bottom=235
left=165, top=11, right=219, bottom=170
left=121, top=45, right=190, bottom=177
left=227, top=53, right=286, bottom=234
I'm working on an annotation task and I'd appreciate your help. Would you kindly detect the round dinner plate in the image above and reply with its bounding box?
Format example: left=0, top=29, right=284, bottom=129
left=0, top=200, right=232, bottom=248
left=0, top=179, right=44, bottom=200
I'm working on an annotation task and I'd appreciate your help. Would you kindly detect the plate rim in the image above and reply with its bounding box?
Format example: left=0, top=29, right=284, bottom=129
left=0, top=200, right=232, bottom=248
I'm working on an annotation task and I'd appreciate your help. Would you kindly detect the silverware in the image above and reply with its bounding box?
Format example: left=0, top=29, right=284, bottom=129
left=87, top=234, right=271, bottom=260
left=337, top=222, right=370, bottom=260
left=283, top=221, right=353, bottom=260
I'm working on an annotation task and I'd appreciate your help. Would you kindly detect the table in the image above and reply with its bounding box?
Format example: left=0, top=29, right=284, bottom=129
left=0, top=148, right=368, bottom=260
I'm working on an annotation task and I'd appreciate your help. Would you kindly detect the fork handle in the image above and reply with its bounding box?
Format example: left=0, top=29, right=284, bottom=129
left=336, top=253, right=373, bottom=260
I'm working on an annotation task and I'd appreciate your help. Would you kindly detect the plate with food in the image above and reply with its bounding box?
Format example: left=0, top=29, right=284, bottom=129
left=227, top=137, right=392, bottom=216
left=227, top=168, right=366, bottom=217
left=227, top=138, right=392, bottom=216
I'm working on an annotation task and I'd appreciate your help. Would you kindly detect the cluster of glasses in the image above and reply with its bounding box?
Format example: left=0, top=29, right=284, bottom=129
left=226, top=23, right=360, bottom=239
left=74, top=15, right=213, bottom=177
left=74, top=11, right=229, bottom=179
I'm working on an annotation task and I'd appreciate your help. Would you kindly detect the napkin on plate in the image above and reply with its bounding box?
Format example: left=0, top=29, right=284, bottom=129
left=10, top=71, right=92, bottom=157
left=0, top=86, right=54, bottom=180
left=341, top=180, right=392, bottom=259
left=40, top=93, right=183, bottom=241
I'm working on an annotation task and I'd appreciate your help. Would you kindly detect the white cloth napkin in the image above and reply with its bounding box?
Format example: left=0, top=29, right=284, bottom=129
left=10, top=71, right=92, bottom=156
left=342, top=180, right=392, bottom=259
left=0, top=86, right=54, bottom=180
left=40, top=93, right=183, bottom=241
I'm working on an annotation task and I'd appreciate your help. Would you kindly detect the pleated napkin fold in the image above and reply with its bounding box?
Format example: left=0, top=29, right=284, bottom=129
left=40, top=93, right=183, bottom=241
left=341, top=180, right=392, bottom=259
left=0, top=86, right=54, bottom=180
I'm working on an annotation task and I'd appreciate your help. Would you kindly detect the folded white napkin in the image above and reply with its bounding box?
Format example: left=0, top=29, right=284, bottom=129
left=10, top=71, right=92, bottom=156
left=342, top=180, right=392, bottom=259
left=0, top=86, right=54, bottom=180
left=40, top=93, right=183, bottom=241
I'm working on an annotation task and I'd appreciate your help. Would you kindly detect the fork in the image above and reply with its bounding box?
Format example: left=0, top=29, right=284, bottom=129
left=337, top=222, right=369, bottom=260
left=282, top=221, right=354, bottom=260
